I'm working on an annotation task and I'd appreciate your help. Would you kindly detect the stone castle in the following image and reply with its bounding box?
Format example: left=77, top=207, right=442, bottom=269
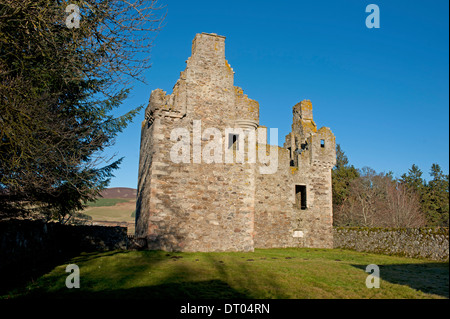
left=135, top=33, right=336, bottom=252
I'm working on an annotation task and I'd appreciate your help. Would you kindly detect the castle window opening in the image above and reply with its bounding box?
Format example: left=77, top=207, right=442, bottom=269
left=295, top=185, right=307, bottom=210
left=320, top=139, right=325, bottom=148
left=229, top=133, right=239, bottom=151
left=288, top=147, right=295, bottom=167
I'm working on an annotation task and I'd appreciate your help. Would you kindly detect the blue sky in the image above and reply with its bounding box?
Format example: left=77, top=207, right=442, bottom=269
left=106, top=0, right=449, bottom=188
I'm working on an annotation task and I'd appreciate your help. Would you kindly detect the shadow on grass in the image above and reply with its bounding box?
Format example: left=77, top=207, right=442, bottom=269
left=23, top=279, right=249, bottom=299
left=352, top=263, right=449, bottom=298
left=0, top=250, right=86, bottom=296
left=6, top=250, right=253, bottom=299
left=0, top=250, right=144, bottom=298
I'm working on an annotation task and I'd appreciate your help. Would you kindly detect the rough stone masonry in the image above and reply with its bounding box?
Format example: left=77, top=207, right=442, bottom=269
left=135, top=33, right=336, bottom=252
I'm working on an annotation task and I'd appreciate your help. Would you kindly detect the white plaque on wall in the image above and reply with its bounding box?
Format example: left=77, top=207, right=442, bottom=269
left=293, top=230, right=304, bottom=238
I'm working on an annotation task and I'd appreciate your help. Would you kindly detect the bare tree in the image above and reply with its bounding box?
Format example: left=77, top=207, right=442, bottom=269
left=341, top=167, right=385, bottom=227
left=337, top=167, right=426, bottom=227
left=385, top=181, right=426, bottom=227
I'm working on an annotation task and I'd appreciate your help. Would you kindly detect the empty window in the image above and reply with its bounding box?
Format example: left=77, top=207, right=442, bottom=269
left=229, top=133, right=239, bottom=150
left=288, top=147, right=295, bottom=167
left=320, top=139, right=325, bottom=148
left=295, top=185, right=307, bottom=210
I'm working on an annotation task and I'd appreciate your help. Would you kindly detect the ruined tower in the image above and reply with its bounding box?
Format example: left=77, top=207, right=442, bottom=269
left=136, top=33, right=336, bottom=251
left=253, top=100, right=336, bottom=249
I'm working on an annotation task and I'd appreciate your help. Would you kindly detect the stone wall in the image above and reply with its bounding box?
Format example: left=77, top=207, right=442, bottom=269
left=254, top=147, right=335, bottom=249
left=0, top=219, right=128, bottom=275
left=254, top=101, right=336, bottom=249
left=333, top=227, right=449, bottom=261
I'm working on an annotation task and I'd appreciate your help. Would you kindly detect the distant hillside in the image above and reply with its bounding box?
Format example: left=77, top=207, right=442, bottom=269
left=100, top=187, right=136, bottom=199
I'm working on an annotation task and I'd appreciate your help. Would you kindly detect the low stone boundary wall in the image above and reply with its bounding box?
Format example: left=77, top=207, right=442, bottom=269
left=0, top=219, right=128, bottom=276
left=333, top=227, right=449, bottom=261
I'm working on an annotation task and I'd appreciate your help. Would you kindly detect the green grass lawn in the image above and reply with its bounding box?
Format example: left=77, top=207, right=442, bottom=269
left=3, top=248, right=448, bottom=299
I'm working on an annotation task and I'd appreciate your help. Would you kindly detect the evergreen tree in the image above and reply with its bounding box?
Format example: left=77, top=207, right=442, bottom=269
left=400, top=164, right=426, bottom=191
left=0, top=0, right=164, bottom=222
left=332, top=144, right=359, bottom=225
left=399, top=164, right=427, bottom=219
left=422, top=164, right=449, bottom=226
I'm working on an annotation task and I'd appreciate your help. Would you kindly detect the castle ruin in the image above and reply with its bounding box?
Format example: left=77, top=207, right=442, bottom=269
left=135, top=33, right=336, bottom=252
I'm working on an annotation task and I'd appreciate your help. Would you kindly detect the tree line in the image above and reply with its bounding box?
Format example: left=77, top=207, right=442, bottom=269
left=332, top=144, right=449, bottom=228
